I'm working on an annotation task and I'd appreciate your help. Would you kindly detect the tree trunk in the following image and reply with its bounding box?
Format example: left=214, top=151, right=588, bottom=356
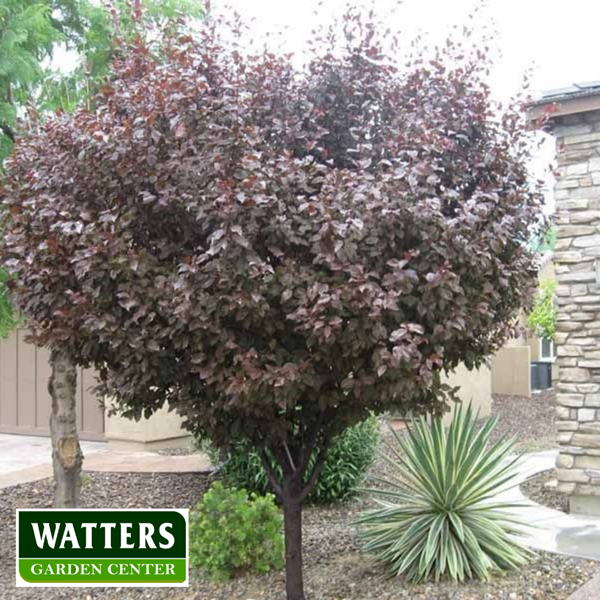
left=48, top=348, right=83, bottom=508
left=260, top=434, right=330, bottom=600
left=283, top=498, right=304, bottom=600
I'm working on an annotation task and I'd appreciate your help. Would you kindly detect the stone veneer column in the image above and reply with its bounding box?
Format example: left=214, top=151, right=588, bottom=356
left=553, top=109, right=600, bottom=515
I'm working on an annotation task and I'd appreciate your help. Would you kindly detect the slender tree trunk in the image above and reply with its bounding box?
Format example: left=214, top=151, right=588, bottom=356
left=283, top=498, right=304, bottom=600
left=260, top=431, right=331, bottom=600
left=48, top=348, right=83, bottom=508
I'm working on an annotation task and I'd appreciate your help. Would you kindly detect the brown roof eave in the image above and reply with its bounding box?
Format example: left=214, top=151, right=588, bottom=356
left=528, top=91, right=600, bottom=122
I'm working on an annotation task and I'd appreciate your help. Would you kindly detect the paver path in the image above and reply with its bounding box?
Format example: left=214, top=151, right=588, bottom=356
left=0, top=433, right=212, bottom=489
left=502, top=450, right=600, bottom=561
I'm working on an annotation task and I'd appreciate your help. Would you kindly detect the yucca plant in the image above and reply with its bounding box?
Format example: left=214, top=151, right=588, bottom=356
left=357, top=405, right=530, bottom=583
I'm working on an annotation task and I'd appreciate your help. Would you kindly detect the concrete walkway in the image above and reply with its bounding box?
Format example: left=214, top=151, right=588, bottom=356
left=0, top=433, right=106, bottom=475
left=0, top=433, right=212, bottom=489
left=502, top=449, right=600, bottom=561
left=0, top=434, right=107, bottom=488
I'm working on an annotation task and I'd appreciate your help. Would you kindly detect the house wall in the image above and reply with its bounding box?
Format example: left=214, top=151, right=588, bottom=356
left=550, top=108, right=600, bottom=515
left=0, top=329, right=191, bottom=449
left=105, top=402, right=191, bottom=451
left=443, top=363, right=492, bottom=422
left=491, top=346, right=531, bottom=397
left=0, top=329, right=105, bottom=441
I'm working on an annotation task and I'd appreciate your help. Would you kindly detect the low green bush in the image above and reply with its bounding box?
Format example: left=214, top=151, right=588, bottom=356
left=357, top=405, right=529, bottom=583
left=189, top=481, right=284, bottom=581
left=205, top=416, right=379, bottom=504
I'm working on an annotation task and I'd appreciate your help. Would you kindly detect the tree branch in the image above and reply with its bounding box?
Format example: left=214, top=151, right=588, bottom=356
left=283, top=441, right=297, bottom=473
left=259, top=447, right=283, bottom=499
left=297, top=410, right=330, bottom=475
left=299, top=446, right=328, bottom=503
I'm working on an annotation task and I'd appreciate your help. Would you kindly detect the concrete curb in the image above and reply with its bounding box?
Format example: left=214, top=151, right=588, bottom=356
left=83, top=451, right=212, bottom=474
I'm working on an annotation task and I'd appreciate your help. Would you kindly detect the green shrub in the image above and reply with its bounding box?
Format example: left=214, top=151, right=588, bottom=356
left=357, top=405, right=529, bottom=583
left=205, top=416, right=380, bottom=504
left=189, top=482, right=284, bottom=582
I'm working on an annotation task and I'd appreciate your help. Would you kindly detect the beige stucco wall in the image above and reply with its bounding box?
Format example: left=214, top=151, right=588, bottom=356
left=105, top=403, right=191, bottom=451
left=491, top=346, right=531, bottom=397
left=504, top=311, right=529, bottom=349
left=442, top=363, right=492, bottom=423
left=539, top=258, right=556, bottom=283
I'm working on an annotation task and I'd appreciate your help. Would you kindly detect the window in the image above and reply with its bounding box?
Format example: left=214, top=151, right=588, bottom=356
left=539, top=338, right=555, bottom=362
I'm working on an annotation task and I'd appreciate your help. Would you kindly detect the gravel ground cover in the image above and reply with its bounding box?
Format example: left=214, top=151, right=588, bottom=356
left=521, top=470, right=569, bottom=513
left=1, top=389, right=596, bottom=600
left=489, top=390, right=556, bottom=453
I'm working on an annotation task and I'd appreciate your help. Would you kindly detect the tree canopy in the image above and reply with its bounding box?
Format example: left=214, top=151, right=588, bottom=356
left=0, top=9, right=546, bottom=599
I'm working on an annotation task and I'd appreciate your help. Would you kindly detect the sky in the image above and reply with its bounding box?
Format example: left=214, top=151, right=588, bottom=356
left=217, top=0, right=600, bottom=100
left=56, top=0, right=600, bottom=99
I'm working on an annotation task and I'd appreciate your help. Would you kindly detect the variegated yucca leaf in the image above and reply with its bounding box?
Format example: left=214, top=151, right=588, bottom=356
left=356, top=404, right=530, bottom=583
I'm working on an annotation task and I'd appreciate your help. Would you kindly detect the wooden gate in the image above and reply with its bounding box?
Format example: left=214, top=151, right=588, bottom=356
left=0, top=329, right=105, bottom=441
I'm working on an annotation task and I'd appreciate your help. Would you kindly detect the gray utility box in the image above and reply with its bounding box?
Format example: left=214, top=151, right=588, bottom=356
left=531, top=361, right=552, bottom=391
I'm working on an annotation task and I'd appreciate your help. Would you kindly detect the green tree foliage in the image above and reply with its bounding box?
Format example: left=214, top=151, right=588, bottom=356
left=0, top=9, right=546, bottom=599
left=1, top=0, right=204, bottom=148
left=0, top=0, right=58, bottom=159
left=527, top=279, right=557, bottom=340
left=190, top=482, right=284, bottom=582
left=535, top=227, right=556, bottom=253
left=357, top=406, right=529, bottom=583
left=0, top=0, right=59, bottom=335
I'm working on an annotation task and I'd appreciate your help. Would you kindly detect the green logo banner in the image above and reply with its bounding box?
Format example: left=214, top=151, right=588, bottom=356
left=16, top=509, right=189, bottom=587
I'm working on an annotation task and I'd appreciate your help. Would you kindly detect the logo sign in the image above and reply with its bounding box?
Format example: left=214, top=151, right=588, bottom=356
left=16, top=509, right=188, bottom=587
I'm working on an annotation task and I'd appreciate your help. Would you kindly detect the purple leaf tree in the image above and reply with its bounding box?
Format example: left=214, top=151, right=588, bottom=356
left=0, top=9, right=545, bottom=599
